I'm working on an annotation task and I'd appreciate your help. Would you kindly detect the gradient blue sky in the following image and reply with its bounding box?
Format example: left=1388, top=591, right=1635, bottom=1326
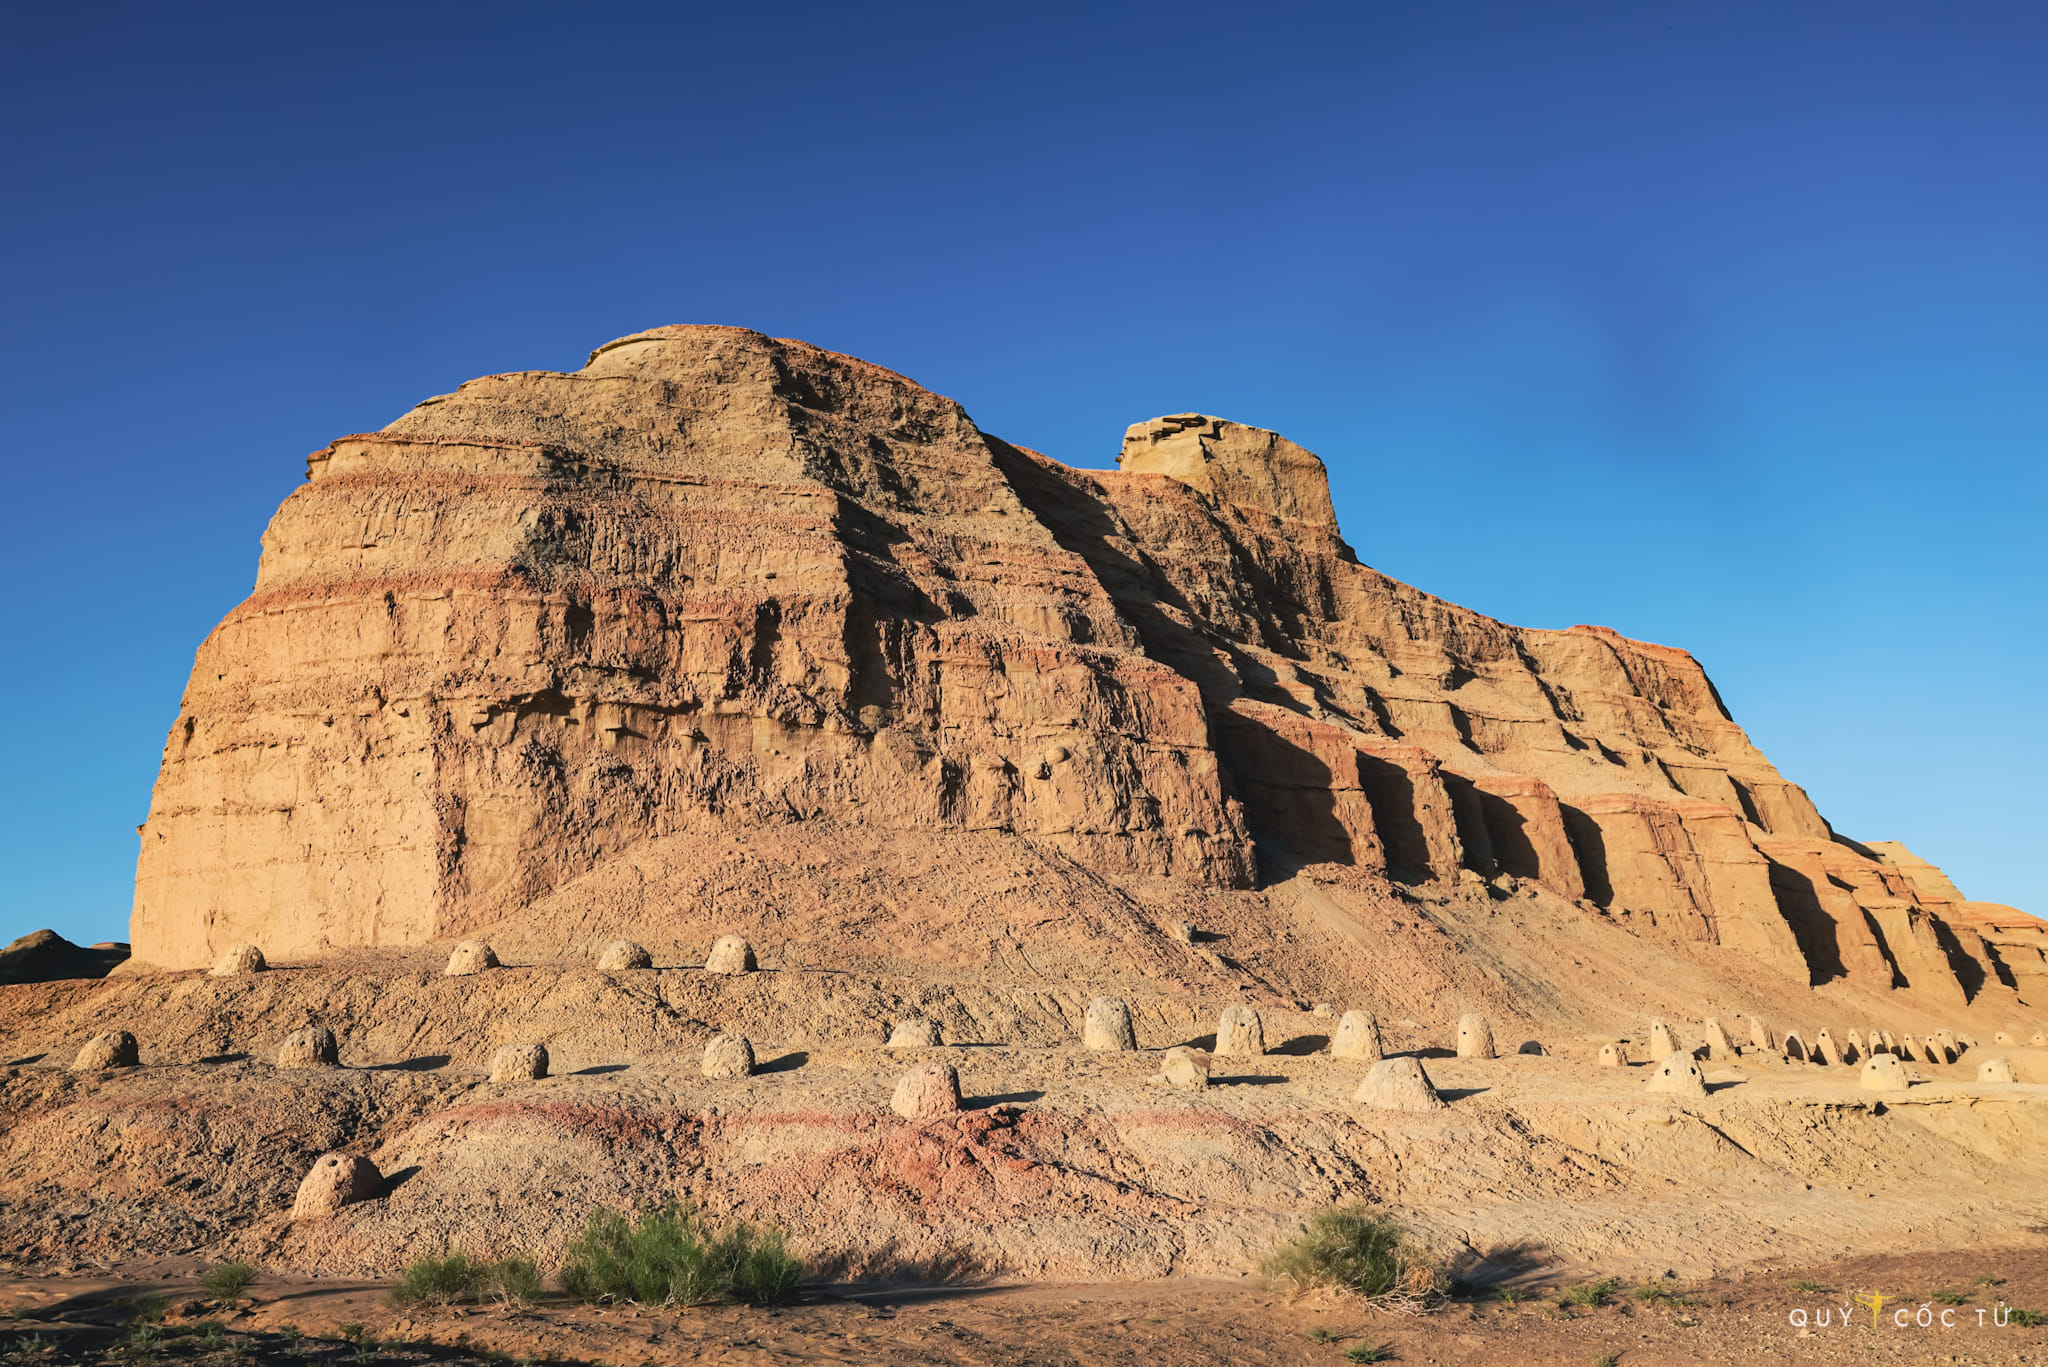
left=3, top=3, right=2043, bottom=947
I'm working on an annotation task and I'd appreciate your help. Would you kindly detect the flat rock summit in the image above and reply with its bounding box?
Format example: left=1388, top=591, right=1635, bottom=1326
left=132, top=324, right=2037, bottom=1007
left=5, top=325, right=2045, bottom=1291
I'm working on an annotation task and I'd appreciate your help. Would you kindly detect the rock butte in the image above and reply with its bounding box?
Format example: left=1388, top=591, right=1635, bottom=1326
left=122, top=325, right=2041, bottom=1017
left=6, top=323, right=2043, bottom=1291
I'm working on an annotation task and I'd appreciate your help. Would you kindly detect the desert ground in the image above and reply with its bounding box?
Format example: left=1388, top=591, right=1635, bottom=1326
left=5, top=1247, right=2048, bottom=1367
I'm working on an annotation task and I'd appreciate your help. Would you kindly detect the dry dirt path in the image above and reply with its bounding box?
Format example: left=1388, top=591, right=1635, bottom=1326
left=5, top=1248, right=2047, bottom=1367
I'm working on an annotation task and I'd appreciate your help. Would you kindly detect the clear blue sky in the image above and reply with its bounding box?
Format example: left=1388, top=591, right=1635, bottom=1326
left=2, top=3, right=2042, bottom=947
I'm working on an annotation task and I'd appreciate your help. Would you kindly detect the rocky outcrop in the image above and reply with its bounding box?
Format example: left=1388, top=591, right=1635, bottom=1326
left=129, top=325, right=2036, bottom=1013
left=290, top=1153, right=381, bottom=1221
left=1, top=931, right=129, bottom=985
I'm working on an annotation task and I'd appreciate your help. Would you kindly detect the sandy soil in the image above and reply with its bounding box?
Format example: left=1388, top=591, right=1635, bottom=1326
left=4, top=1248, right=2047, bottom=1367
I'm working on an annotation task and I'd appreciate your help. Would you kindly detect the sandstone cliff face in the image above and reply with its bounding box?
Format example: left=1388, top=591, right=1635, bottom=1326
left=132, top=326, right=2033, bottom=1009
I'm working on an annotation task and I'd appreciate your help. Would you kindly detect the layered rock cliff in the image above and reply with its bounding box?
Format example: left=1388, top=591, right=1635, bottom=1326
left=132, top=325, right=2041, bottom=1011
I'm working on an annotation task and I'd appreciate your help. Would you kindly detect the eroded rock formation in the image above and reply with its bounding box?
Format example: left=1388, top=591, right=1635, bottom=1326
left=131, top=325, right=2036, bottom=1012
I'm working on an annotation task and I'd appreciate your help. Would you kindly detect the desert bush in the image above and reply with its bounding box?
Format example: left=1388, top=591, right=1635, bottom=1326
left=560, top=1202, right=802, bottom=1308
left=1260, top=1205, right=1446, bottom=1311
left=200, top=1262, right=257, bottom=1302
left=1557, top=1277, right=1622, bottom=1308
left=388, top=1254, right=543, bottom=1308
left=1632, top=1283, right=1693, bottom=1307
left=488, top=1258, right=543, bottom=1305
left=1343, top=1346, right=1393, bottom=1364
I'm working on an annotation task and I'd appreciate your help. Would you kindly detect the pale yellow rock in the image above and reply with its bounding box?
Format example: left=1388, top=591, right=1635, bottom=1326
left=1978, top=1056, right=2016, bottom=1083
left=1703, top=1018, right=1736, bottom=1060
left=1844, top=1029, right=1865, bottom=1061
left=490, top=1042, right=548, bottom=1081
left=1154, top=1046, right=1210, bottom=1090
left=1645, top=1052, right=1707, bottom=1097
left=1215, top=1005, right=1265, bottom=1057
left=891, top=1060, right=961, bottom=1119
left=888, top=1018, right=940, bottom=1048
left=596, top=940, right=652, bottom=971
left=1456, top=1013, right=1496, bottom=1060
left=1119, top=414, right=1338, bottom=528
left=1649, top=1018, right=1677, bottom=1058
left=1353, top=1057, right=1444, bottom=1112
left=1082, top=997, right=1136, bottom=1052
left=1860, top=1054, right=1910, bottom=1092
left=701, top=1034, right=755, bottom=1079
left=1994, top=1031, right=2015, bottom=1046
left=704, top=935, right=756, bottom=975
left=276, top=1026, right=338, bottom=1069
left=1783, top=1030, right=1808, bottom=1063
left=1922, top=1036, right=1949, bottom=1064
left=1895, top=1035, right=1918, bottom=1062
left=1330, top=1010, right=1383, bottom=1062
left=71, top=1030, right=138, bottom=1071
left=1814, top=1029, right=1843, bottom=1066
left=1748, top=1017, right=1776, bottom=1052
left=290, top=1152, right=381, bottom=1220
left=1882, top=1030, right=1900, bottom=1053
left=2032, top=1032, right=2047, bottom=1048
left=1598, top=1043, right=1625, bottom=1068
left=210, top=944, right=267, bottom=977
left=445, top=940, right=498, bottom=976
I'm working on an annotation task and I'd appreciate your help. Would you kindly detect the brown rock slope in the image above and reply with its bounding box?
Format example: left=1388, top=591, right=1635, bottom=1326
left=131, top=324, right=2037, bottom=1015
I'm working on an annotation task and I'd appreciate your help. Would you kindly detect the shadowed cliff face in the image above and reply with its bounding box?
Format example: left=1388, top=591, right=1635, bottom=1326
left=131, top=325, right=2042, bottom=1007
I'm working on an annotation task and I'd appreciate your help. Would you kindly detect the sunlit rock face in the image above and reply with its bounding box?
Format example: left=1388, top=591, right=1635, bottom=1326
left=132, top=324, right=2036, bottom=1012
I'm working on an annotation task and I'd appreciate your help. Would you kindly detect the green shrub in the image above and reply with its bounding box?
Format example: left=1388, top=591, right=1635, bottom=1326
left=390, top=1254, right=486, bottom=1307
left=1633, top=1284, right=1693, bottom=1307
left=117, top=1322, right=162, bottom=1359
left=388, top=1253, right=542, bottom=1308
left=560, top=1202, right=803, bottom=1308
left=488, top=1257, right=543, bottom=1305
left=200, top=1263, right=257, bottom=1302
left=1557, top=1277, right=1622, bottom=1308
left=2008, top=1307, right=2046, bottom=1327
left=1260, top=1205, right=1447, bottom=1310
left=1931, top=1289, right=1968, bottom=1306
left=1343, top=1346, right=1393, bottom=1364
